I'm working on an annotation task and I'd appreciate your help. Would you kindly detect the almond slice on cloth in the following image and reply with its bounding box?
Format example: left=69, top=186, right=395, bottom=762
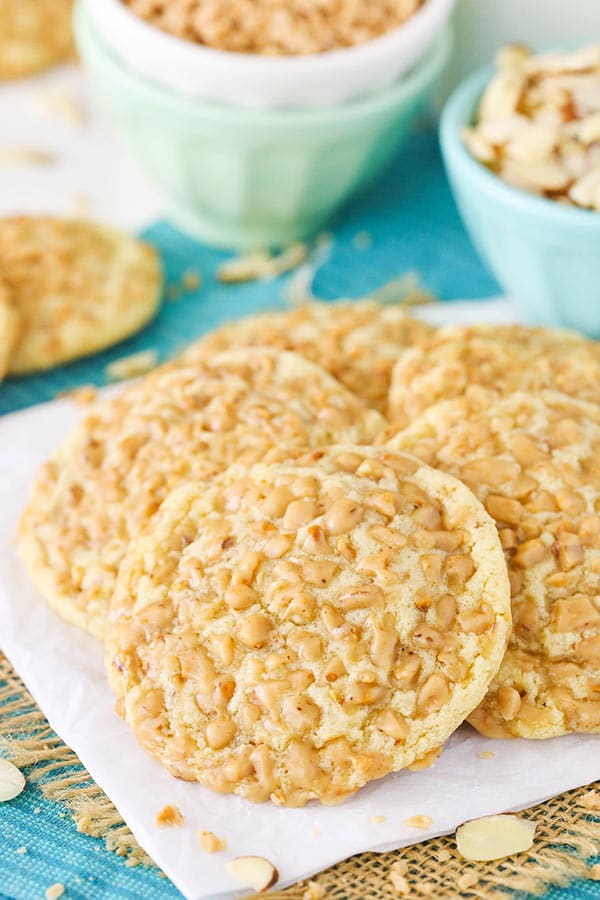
left=0, top=759, right=26, bottom=801
left=225, top=856, right=279, bottom=892
left=456, top=814, right=536, bottom=861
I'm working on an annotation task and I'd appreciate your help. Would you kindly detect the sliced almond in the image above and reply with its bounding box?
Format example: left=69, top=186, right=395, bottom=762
left=496, top=43, right=532, bottom=72
left=456, top=814, right=536, bottom=861
left=0, top=759, right=26, bottom=802
left=462, top=128, right=496, bottom=164
left=505, top=122, right=559, bottom=163
left=568, top=167, right=600, bottom=208
left=502, top=159, right=570, bottom=192
left=576, top=111, right=600, bottom=144
left=225, top=856, right=279, bottom=893
left=479, top=70, right=525, bottom=120
left=525, top=46, right=600, bottom=77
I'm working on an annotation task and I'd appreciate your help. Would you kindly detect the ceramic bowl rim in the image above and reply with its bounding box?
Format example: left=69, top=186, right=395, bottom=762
left=76, top=3, right=453, bottom=126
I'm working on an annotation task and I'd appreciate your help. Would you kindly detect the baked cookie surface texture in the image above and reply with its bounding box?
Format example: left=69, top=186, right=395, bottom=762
left=184, top=300, right=433, bottom=414
left=0, top=218, right=162, bottom=374
left=106, top=446, right=510, bottom=806
left=386, top=390, right=600, bottom=739
left=18, top=349, right=384, bottom=638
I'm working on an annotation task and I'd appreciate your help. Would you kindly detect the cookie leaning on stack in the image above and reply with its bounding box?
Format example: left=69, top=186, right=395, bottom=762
left=0, top=218, right=162, bottom=376
left=183, top=299, right=434, bottom=414
left=18, top=348, right=385, bottom=638
left=388, top=324, right=600, bottom=426
left=385, top=390, right=600, bottom=740
left=106, top=447, right=511, bottom=806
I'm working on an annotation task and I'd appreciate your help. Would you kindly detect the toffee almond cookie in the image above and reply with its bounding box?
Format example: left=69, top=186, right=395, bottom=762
left=385, top=390, right=600, bottom=739
left=388, top=324, right=600, bottom=427
left=0, top=276, right=20, bottom=383
left=0, top=218, right=162, bottom=374
left=18, top=349, right=385, bottom=638
left=106, top=449, right=510, bottom=806
left=0, top=0, right=73, bottom=81
left=182, top=300, right=434, bottom=413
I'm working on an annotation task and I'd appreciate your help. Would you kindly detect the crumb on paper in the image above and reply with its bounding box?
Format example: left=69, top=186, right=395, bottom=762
left=182, top=269, right=202, bottom=292
left=217, top=243, right=308, bottom=284
left=389, top=860, right=410, bottom=894
left=155, top=804, right=184, bottom=827
left=105, top=350, right=159, bottom=382
left=31, top=88, right=85, bottom=127
left=352, top=230, right=372, bottom=250
left=0, top=148, right=56, bottom=167
left=56, top=384, right=97, bottom=405
left=68, top=193, right=91, bottom=219
left=310, top=828, right=320, bottom=837
left=303, top=881, right=327, bottom=899
left=16, top=846, right=26, bottom=855
left=199, top=830, right=227, bottom=853
left=478, top=751, right=495, bottom=760
left=457, top=871, right=479, bottom=891
left=45, top=885, right=65, bottom=900
left=371, top=815, right=386, bottom=824
left=404, top=815, right=433, bottom=830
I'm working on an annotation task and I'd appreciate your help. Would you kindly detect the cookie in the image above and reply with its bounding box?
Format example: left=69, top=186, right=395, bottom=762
left=105, top=446, right=510, bottom=806
left=18, top=349, right=385, bottom=638
left=0, top=218, right=162, bottom=374
left=388, top=324, right=600, bottom=427
left=385, top=390, right=600, bottom=739
left=0, top=0, right=73, bottom=81
left=0, top=276, right=20, bottom=382
left=183, top=300, right=434, bottom=413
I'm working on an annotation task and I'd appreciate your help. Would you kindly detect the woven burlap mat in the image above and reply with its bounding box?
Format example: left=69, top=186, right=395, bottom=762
left=1, top=651, right=599, bottom=898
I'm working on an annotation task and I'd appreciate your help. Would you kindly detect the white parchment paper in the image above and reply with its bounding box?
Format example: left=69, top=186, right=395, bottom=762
left=1, top=300, right=599, bottom=900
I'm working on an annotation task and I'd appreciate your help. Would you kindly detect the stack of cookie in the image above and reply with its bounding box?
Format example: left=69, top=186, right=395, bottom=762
left=18, top=301, right=600, bottom=807
left=0, top=217, right=162, bottom=380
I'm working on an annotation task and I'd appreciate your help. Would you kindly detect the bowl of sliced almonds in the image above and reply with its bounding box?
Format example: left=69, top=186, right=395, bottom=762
left=440, top=43, right=600, bottom=335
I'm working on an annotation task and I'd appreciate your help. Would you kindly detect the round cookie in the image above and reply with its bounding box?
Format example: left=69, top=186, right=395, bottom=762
left=18, top=349, right=385, bottom=638
left=0, top=276, right=20, bottom=382
left=0, top=0, right=73, bottom=81
left=388, top=324, right=600, bottom=427
left=385, top=390, right=600, bottom=739
left=0, top=218, right=162, bottom=374
left=183, top=300, right=434, bottom=413
left=106, top=447, right=511, bottom=806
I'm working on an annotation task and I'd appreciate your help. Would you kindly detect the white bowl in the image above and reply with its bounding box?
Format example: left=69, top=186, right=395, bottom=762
left=84, top=0, right=456, bottom=108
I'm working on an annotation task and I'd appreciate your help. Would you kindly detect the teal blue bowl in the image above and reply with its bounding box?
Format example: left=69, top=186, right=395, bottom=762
left=441, top=67, right=600, bottom=336
left=75, top=2, right=451, bottom=249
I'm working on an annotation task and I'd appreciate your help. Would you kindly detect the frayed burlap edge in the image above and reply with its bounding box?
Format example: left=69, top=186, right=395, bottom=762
left=1, top=652, right=599, bottom=898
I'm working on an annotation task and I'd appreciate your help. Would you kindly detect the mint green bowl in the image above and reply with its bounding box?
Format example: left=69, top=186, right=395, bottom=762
left=75, top=3, right=451, bottom=249
left=441, top=67, right=600, bottom=336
